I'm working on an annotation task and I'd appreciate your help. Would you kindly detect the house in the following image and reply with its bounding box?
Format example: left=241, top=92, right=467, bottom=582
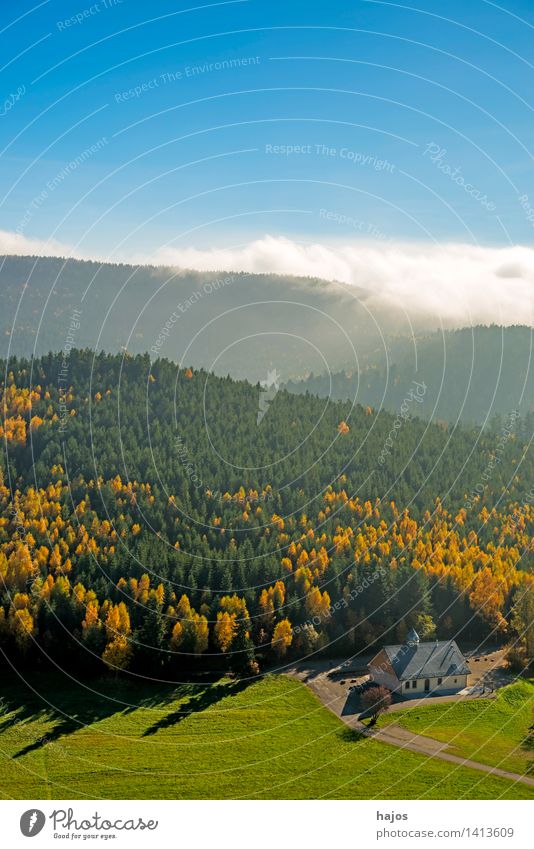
left=368, top=629, right=470, bottom=698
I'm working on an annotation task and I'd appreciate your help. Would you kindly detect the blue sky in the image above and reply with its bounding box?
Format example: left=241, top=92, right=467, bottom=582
left=1, top=0, right=533, bottom=260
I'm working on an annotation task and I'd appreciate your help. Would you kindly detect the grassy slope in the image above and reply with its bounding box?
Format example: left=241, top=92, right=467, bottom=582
left=382, top=680, right=534, bottom=776
left=0, top=672, right=531, bottom=800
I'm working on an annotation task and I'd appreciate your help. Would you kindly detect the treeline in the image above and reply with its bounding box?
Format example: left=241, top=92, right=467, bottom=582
left=286, top=325, right=534, bottom=426
left=0, top=351, right=532, bottom=676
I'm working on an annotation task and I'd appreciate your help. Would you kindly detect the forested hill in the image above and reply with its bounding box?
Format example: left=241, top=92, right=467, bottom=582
left=286, top=326, right=534, bottom=426
left=2, top=255, right=532, bottom=427
left=4, top=349, right=533, bottom=509
left=1, top=351, right=532, bottom=676
left=0, top=254, right=406, bottom=383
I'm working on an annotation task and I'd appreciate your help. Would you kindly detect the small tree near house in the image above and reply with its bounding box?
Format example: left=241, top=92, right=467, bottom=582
left=361, top=685, right=392, bottom=725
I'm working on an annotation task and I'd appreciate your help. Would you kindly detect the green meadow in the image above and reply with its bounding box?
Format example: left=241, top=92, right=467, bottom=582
left=0, top=671, right=531, bottom=800
left=381, top=679, right=534, bottom=777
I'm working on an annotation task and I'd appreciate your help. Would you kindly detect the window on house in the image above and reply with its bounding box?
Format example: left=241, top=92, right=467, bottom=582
left=437, top=678, right=442, bottom=685
left=454, top=678, right=457, bottom=683
left=405, top=681, right=410, bottom=690
left=412, top=680, right=417, bottom=688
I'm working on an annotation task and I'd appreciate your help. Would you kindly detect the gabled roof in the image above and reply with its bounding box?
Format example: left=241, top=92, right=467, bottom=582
left=373, top=640, right=470, bottom=680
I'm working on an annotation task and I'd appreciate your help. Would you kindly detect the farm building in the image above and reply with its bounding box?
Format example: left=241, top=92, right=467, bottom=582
left=368, top=629, right=470, bottom=698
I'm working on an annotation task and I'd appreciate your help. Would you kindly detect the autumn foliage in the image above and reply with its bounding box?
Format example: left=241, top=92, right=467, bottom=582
left=1, top=352, right=533, bottom=676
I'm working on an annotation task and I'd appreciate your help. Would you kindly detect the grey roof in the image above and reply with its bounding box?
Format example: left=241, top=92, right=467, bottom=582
left=375, top=640, right=470, bottom=680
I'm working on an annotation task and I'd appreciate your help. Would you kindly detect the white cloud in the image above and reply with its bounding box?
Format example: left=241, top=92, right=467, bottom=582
left=147, top=236, right=534, bottom=327
left=2, top=230, right=533, bottom=327
left=0, top=229, right=77, bottom=259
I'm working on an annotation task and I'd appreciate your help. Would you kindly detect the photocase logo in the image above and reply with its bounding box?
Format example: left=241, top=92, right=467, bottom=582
left=20, top=809, right=46, bottom=837
left=257, top=368, right=280, bottom=424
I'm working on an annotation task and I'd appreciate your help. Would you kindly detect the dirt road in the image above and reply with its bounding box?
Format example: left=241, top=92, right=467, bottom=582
left=285, top=662, right=534, bottom=789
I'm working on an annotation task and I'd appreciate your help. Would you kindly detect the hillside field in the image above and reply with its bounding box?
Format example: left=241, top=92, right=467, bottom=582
left=381, top=680, right=534, bottom=778
left=0, top=671, right=531, bottom=800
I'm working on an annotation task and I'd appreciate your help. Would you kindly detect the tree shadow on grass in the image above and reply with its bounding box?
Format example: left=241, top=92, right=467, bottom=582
left=339, top=727, right=366, bottom=743
left=4, top=691, right=131, bottom=760
left=141, top=677, right=252, bottom=736
left=0, top=670, right=227, bottom=758
left=0, top=674, right=133, bottom=759
left=521, top=723, right=533, bottom=775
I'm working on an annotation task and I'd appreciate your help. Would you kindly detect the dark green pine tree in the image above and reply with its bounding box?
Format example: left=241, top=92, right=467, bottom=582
left=134, top=598, right=168, bottom=673
left=230, top=618, right=256, bottom=675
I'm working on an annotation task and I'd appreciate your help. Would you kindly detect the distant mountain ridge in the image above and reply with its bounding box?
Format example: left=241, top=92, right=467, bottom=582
left=286, top=326, right=534, bottom=426
left=0, top=254, right=405, bottom=382
left=1, top=255, right=532, bottom=425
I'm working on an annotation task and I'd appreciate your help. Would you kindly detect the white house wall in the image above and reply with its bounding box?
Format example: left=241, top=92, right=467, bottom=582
left=398, top=674, right=468, bottom=698
left=369, top=668, right=468, bottom=698
left=433, top=674, right=468, bottom=694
